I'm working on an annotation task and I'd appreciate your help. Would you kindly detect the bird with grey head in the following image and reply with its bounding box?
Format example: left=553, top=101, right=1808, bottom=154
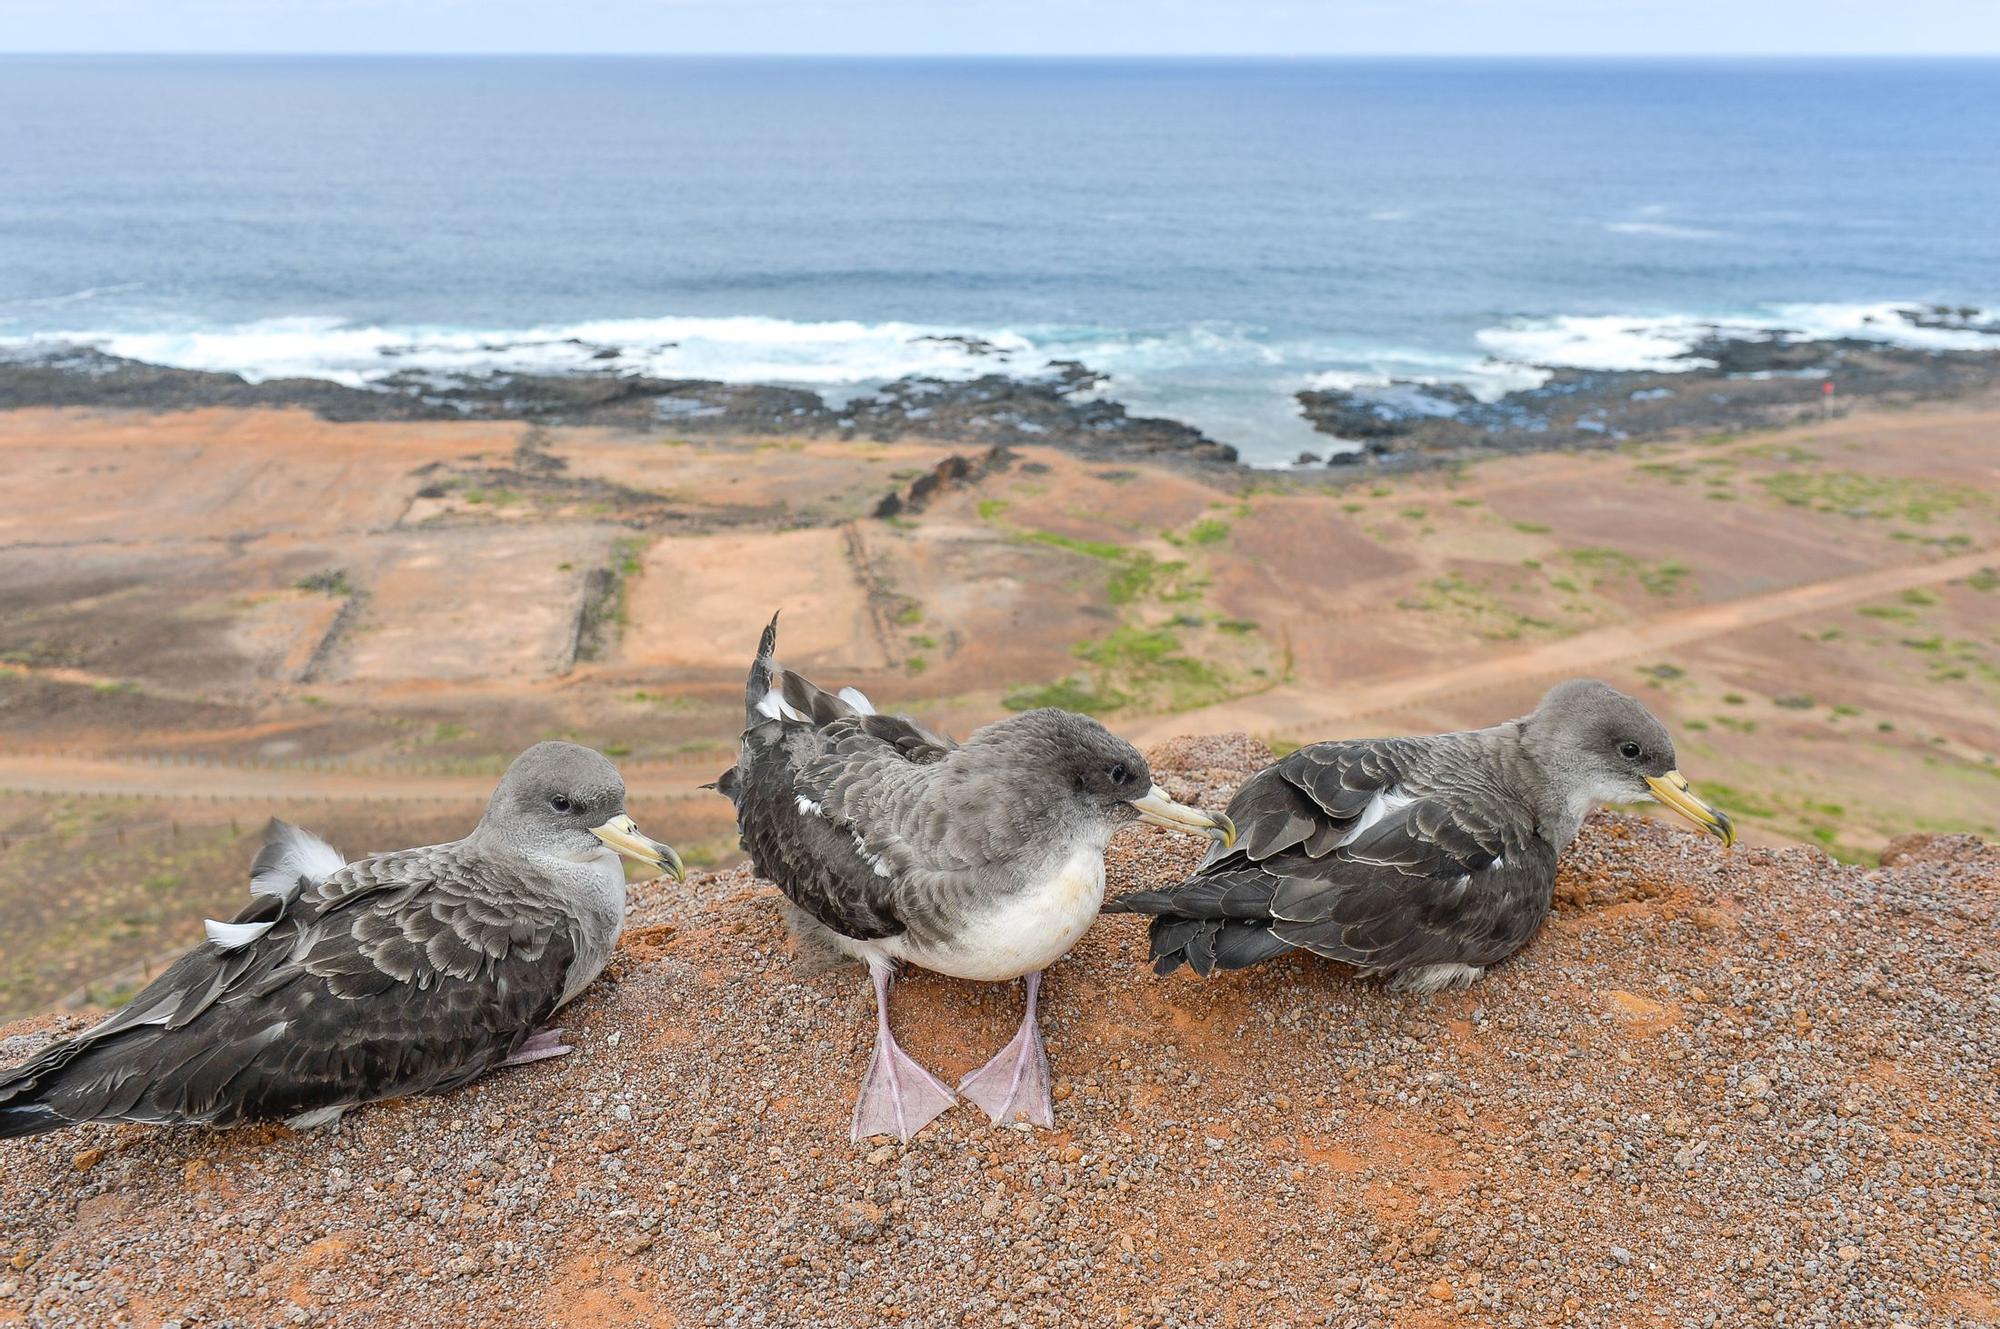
left=0, top=739, right=682, bottom=1138
left=1112, top=679, right=1731, bottom=993
left=718, top=613, right=1236, bottom=1141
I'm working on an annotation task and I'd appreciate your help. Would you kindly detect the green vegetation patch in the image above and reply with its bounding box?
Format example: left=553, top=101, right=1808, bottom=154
left=1565, top=547, right=1693, bottom=597
left=1857, top=603, right=1917, bottom=622
left=1108, top=554, right=1203, bottom=606
left=1021, top=529, right=1129, bottom=561
left=1186, top=517, right=1232, bottom=545
left=1003, top=677, right=1132, bottom=715
left=1756, top=470, right=1977, bottom=524
left=296, top=569, right=354, bottom=596
left=574, top=536, right=648, bottom=664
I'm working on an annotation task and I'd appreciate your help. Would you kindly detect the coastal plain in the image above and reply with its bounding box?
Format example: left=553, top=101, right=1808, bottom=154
left=0, top=391, right=1995, bottom=1019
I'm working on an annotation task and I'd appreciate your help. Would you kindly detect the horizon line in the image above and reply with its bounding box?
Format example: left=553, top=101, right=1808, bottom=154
left=6, top=50, right=2000, bottom=60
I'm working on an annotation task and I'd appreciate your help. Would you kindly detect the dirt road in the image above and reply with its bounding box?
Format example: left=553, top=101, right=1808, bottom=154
left=0, top=548, right=1990, bottom=798
left=1125, top=546, right=1997, bottom=744
left=0, top=751, right=723, bottom=806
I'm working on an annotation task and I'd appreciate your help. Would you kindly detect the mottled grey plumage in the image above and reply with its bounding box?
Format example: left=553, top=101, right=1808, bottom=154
left=1111, top=680, right=1733, bottom=992
left=0, top=742, right=681, bottom=1138
left=718, top=613, right=1233, bottom=1139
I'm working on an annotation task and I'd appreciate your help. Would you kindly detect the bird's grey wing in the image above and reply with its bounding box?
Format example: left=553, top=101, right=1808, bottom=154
left=729, top=718, right=920, bottom=941
left=1111, top=739, right=1417, bottom=919
left=1253, top=791, right=1555, bottom=973
left=2, top=847, right=578, bottom=1129
left=799, top=714, right=1013, bottom=876
left=1115, top=740, right=1551, bottom=976
left=1218, top=740, right=1425, bottom=864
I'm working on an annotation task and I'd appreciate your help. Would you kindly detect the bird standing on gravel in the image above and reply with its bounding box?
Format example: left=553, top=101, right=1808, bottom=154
left=717, top=614, right=1236, bottom=1142
left=1110, top=680, right=1732, bottom=991
left=0, top=741, right=683, bottom=1137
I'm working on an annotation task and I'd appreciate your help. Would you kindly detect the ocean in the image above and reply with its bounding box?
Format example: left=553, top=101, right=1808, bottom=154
left=3, top=55, right=1998, bottom=462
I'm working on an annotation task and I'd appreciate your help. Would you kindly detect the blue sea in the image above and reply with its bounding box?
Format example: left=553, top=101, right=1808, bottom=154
left=2, top=55, right=1998, bottom=462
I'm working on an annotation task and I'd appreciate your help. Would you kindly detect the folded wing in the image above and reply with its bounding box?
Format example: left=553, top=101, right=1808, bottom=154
left=1111, top=740, right=1553, bottom=977
left=0, top=831, right=577, bottom=1134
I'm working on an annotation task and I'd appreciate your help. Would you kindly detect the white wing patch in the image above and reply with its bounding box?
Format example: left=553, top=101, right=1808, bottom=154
left=204, top=918, right=277, bottom=950
left=795, top=795, right=826, bottom=817
left=837, top=686, right=875, bottom=715
left=755, top=686, right=811, bottom=723
left=252, top=822, right=346, bottom=902
left=1336, top=788, right=1416, bottom=847
left=851, top=833, right=893, bottom=878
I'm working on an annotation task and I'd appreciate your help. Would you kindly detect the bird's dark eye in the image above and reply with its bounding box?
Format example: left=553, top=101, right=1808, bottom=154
left=549, top=794, right=575, bottom=814
left=1618, top=741, right=1643, bottom=761
left=1108, top=763, right=1131, bottom=786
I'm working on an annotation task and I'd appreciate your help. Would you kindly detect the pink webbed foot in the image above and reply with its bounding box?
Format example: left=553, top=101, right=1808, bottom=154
left=502, top=1027, right=571, bottom=1067
left=851, top=966, right=956, bottom=1143
left=958, top=972, right=1055, bottom=1129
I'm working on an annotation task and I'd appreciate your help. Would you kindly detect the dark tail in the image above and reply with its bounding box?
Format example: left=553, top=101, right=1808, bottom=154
left=745, top=611, right=781, bottom=727
left=0, top=1051, right=75, bottom=1139
left=715, top=612, right=784, bottom=806
left=1107, top=890, right=1293, bottom=978
left=0, top=1102, right=66, bottom=1139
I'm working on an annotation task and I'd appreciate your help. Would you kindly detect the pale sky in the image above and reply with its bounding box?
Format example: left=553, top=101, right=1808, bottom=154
left=2, top=0, right=1998, bottom=56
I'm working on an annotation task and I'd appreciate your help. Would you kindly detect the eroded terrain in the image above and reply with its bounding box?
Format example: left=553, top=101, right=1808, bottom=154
left=0, top=396, right=1996, bottom=1015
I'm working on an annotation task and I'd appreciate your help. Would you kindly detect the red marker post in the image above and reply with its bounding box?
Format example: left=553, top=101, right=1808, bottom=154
left=1822, top=379, right=1834, bottom=419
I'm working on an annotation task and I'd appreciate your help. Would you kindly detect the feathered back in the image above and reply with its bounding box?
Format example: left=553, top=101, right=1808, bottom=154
left=717, top=611, right=950, bottom=805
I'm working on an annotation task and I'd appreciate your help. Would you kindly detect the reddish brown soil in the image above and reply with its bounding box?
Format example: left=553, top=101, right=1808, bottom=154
left=1, top=736, right=1994, bottom=1329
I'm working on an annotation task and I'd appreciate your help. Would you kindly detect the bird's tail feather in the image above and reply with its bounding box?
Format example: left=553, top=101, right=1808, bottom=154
left=249, top=819, right=344, bottom=904
left=744, top=611, right=782, bottom=728
left=1124, top=913, right=1292, bottom=978
left=742, top=609, right=870, bottom=730
left=0, top=1045, right=76, bottom=1138
left=0, top=1102, right=65, bottom=1139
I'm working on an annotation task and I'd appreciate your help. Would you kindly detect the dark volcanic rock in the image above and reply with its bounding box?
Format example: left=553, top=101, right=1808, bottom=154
left=840, top=361, right=1236, bottom=464
left=873, top=446, right=1016, bottom=518
left=908, top=333, right=1009, bottom=358
left=1297, top=333, right=2000, bottom=466
left=0, top=347, right=1237, bottom=467
left=0, top=346, right=450, bottom=422
left=1899, top=304, right=2000, bottom=335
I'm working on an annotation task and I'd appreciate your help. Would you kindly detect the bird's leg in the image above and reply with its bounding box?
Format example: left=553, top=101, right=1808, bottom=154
left=958, top=970, right=1055, bottom=1129
left=501, top=1026, right=571, bottom=1067
left=851, top=965, right=956, bottom=1144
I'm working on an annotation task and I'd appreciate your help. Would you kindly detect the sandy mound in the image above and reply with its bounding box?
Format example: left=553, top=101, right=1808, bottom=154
left=0, top=735, right=1994, bottom=1328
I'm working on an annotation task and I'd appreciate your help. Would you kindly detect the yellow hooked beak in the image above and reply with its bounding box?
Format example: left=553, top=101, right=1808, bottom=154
left=590, top=813, right=687, bottom=881
left=1133, top=784, right=1238, bottom=848
left=1645, top=771, right=1735, bottom=847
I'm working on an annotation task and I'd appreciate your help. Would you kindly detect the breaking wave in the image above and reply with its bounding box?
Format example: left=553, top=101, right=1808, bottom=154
left=3, top=299, right=1994, bottom=463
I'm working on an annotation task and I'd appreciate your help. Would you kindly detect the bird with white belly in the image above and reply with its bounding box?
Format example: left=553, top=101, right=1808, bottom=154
left=0, top=741, right=683, bottom=1137
left=717, top=615, right=1236, bottom=1142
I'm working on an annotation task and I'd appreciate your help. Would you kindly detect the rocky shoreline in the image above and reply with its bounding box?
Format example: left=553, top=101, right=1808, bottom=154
left=0, top=346, right=1240, bottom=467
left=6, top=320, right=2000, bottom=474
left=1298, top=326, right=2000, bottom=467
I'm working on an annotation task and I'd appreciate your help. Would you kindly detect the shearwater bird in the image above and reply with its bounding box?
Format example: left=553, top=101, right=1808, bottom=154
left=1110, top=680, right=1733, bottom=991
left=717, top=614, right=1236, bottom=1142
left=0, top=741, right=683, bottom=1137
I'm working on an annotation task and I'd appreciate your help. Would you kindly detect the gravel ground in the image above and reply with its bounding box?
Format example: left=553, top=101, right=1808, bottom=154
left=0, top=733, right=1995, bottom=1329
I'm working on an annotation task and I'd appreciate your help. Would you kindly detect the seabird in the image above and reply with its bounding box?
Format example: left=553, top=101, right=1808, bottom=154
left=0, top=741, right=683, bottom=1137
left=717, top=614, right=1236, bottom=1141
left=1110, top=679, right=1733, bottom=992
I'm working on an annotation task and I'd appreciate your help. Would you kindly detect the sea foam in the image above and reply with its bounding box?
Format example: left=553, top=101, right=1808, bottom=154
left=3, top=299, right=1995, bottom=465
left=1475, top=301, right=2000, bottom=373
